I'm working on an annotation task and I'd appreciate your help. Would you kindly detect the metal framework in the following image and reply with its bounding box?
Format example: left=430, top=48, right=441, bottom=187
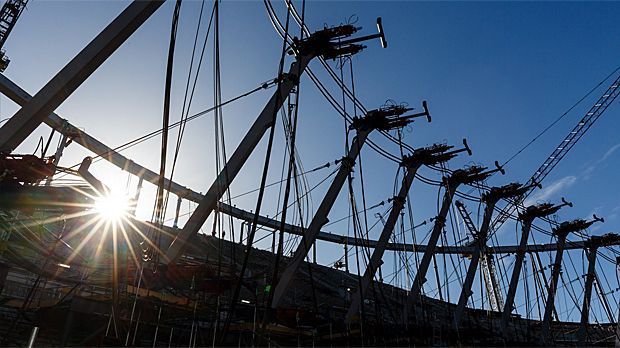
left=0, top=4, right=618, bottom=344
left=541, top=217, right=603, bottom=342
left=407, top=164, right=502, bottom=313
left=0, top=0, right=165, bottom=153
left=500, top=199, right=570, bottom=333
left=577, top=234, right=620, bottom=344
left=455, top=200, right=503, bottom=312
left=345, top=142, right=467, bottom=323
left=0, top=72, right=608, bottom=258
left=0, top=0, right=27, bottom=49
left=164, top=21, right=377, bottom=263
left=270, top=104, right=430, bottom=309
left=164, top=51, right=314, bottom=263
left=0, top=0, right=28, bottom=71
left=454, top=183, right=531, bottom=327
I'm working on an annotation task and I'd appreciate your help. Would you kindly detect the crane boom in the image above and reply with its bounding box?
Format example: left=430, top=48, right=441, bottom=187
left=0, top=0, right=27, bottom=48
left=490, top=71, right=620, bottom=234
left=0, top=0, right=28, bottom=71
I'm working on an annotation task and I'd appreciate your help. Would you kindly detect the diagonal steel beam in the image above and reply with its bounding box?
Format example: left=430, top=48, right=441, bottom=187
left=577, top=245, right=597, bottom=345
left=164, top=53, right=314, bottom=263
left=270, top=129, right=372, bottom=310
left=541, top=230, right=569, bottom=343
left=0, top=0, right=165, bottom=153
left=344, top=161, right=420, bottom=324
left=500, top=200, right=569, bottom=334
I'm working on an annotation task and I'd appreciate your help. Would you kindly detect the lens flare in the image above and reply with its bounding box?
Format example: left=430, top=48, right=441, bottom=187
left=94, top=192, right=130, bottom=222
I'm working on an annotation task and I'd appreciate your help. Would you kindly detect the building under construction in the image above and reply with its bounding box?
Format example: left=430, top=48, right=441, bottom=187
left=0, top=0, right=619, bottom=346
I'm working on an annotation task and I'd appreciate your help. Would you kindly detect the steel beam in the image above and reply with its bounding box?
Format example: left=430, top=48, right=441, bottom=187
left=345, top=161, right=420, bottom=323
left=219, top=204, right=611, bottom=254
left=499, top=200, right=572, bottom=333
left=164, top=53, right=314, bottom=263
left=453, top=199, right=497, bottom=327
left=0, top=74, right=613, bottom=259
left=0, top=0, right=165, bottom=153
left=270, top=129, right=371, bottom=309
left=406, top=166, right=499, bottom=310
left=541, top=230, right=569, bottom=342
left=577, top=246, right=597, bottom=345
left=405, top=178, right=461, bottom=326
left=500, top=217, right=533, bottom=333
left=407, top=181, right=460, bottom=303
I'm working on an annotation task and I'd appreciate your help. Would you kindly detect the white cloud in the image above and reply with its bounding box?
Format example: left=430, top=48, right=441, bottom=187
left=582, top=143, right=620, bottom=180
left=608, top=205, right=620, bottom=221
left=602, top=143, right=620, bottom=162
left=525, top=175, right=577, bottom=206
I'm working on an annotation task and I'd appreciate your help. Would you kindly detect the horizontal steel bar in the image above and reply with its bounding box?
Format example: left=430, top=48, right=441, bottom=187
left=0, top=74, right=615, bottom=256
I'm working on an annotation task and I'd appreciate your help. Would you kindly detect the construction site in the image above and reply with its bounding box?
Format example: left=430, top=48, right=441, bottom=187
left=0, top=0, right=619, bottom=346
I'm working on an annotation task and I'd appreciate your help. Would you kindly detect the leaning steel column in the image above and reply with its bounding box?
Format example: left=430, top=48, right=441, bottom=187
left=407, top=165, right=499, bottom=309
left=0, top=0, right=165, bottom=153
left=270, top=128, right=370, bottom=309
left=577, top=242, right=598, bottom=345
left=540, top=216, right=602, bottom=342
left=344, top=143, right=465, bottom=324
left=500, top=200, right=570, bottom=334
left=541, top=228, right=569, bottom=342
left=270, top=104, right=429, bottom=309
left=345, top=155, right=418, bottom=324
left=453, top=182, right=529, bottom=327
left=164, top=22, right=378, bottom=263
left=502, top=214, right=534, bottom=333
left=577, top=233, right=620, bottom=344
left=164, top=50, right=315, bottom=263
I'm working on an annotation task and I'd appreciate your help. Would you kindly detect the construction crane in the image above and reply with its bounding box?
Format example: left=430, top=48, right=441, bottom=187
left=490, top=70, right=620, bottom=235
left=455, top=200, right=504, bottom=312
left=0, top=0, right=28, bottom=71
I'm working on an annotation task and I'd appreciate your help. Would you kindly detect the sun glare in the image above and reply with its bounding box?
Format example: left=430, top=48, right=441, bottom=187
left=94, top=192, right=131, bottom=222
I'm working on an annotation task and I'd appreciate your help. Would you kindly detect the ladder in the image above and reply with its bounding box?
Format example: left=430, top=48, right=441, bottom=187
left=455, top=200, right=503, bottom=311
left=0, top=0, right=28, bottom=71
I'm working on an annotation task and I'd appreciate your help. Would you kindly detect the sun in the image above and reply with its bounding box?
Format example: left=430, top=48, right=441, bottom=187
left=94, top=192, right=131, bottom=222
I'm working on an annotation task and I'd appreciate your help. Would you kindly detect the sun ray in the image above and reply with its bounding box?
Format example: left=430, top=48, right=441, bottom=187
left=118, top=218, right=141, bottom=270
left=18, top=209, right=98, bottom=228
left=93, top=219, right=111, bottom=262
left=63, top=214, right=106, bottom=244
left=130, top=218, right=177, bottom=240
left=122, top=218, right=170, bottom=262
left=111, top=221, right=119, bottom=307
left=65, top=217, right=107, bottom=265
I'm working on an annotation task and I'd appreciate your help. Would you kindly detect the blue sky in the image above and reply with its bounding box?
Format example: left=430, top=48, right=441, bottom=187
left=3, top=0, right=620, bottom=322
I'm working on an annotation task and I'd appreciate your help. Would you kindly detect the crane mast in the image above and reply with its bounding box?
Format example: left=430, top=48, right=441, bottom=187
left=0, top=0, right=27, bottom=71
left=455, top=200, right=504, bottom=312
left=490, top=71, right=620, bottom=234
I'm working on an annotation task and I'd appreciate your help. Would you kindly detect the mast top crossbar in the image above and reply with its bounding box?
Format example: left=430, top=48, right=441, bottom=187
left=294, top=17, right=388, bottom=60
left=520, top=198, right=572, bottom=220
left=443, top=162, right=503, bottom=187
left=553, top=215, right=604, bottom=236
left=482, top=181, right=539, bottom=204
left=350, top=100, right=431, bottom=131
left=586, top=233, right=620, bottom=250
left=402, top=138, right=471, bottom=167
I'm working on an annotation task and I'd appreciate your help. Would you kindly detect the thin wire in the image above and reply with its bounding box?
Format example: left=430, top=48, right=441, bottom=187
left=502, top=64, right=620, bottom=167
